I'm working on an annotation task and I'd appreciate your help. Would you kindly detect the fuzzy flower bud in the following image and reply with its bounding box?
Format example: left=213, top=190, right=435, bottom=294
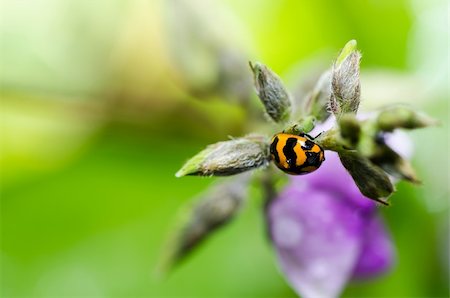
left=338, top=113, right=362, bottom=146
left=338, top=151, right=393, bottom=205
left=329, top=40, right=361, bottom=118
left=164, top=0, right=252, bottom=103
left=377, top=106, right=439, bottom=132
left=249, top=62, right=292, bottom=123
left=159, top=175, right=250, bottom=273
left=304, top=69, right=332, bottom=122
left=370, top=142, right=420, bottom=184
left=176, top=134, right=270, bottom=177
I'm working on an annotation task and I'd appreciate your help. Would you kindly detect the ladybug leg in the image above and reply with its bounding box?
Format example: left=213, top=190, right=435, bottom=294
left=306, top=132, right=323, bottom=140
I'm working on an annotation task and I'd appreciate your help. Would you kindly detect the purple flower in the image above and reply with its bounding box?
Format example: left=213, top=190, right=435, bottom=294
left=266, top=127, right=412, bottom=298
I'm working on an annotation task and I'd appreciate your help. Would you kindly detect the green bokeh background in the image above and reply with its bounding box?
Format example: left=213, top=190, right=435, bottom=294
left=1, top=0, right=448, bottom=297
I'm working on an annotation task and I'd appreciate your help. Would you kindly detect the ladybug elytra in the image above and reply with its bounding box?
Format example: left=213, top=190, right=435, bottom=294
left=270, top=133, right=325, bottom=175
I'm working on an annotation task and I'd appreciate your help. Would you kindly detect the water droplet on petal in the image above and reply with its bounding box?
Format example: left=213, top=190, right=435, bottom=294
left=272, top=217, right=304, bottom=248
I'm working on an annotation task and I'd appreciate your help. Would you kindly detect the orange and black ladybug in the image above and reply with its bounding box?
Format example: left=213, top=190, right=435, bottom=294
left=270, top=132, right=325, bottom=175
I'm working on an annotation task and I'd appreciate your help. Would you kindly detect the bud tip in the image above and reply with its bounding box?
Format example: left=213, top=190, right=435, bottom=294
left=336, top=39, right=358, bottom=65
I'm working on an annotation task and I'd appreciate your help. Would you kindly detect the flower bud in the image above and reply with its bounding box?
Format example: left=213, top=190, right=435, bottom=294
left=377, top=106, right=439, bottom=132
left=339, top=151, right=393, bottom=205
left=176, top=134, right=270, bottom=177
left=329, top=40, right=361, bottom=118
left=370, top=144, right=420, bottom=184
left=249, top=62, right=292, bottom=123
left=164, top=0, right=252, bottom=103
left=304, top=70, right=332, bottom=122
left=285, top=115, right=316, bottom=135
left=158, top=175, right=250, bottom=274
left=339, top=113, right=362, bottom=147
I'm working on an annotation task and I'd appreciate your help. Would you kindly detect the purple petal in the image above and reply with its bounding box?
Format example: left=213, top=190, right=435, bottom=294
left=267, top=114, right=403, bottom=296
left=267, top=184, right=369, bottom=298
left=352, top=216, right=395, bottom=279
left=290, top=151, right=376, bottom=212
left=310, top=115, right=336, bottom=136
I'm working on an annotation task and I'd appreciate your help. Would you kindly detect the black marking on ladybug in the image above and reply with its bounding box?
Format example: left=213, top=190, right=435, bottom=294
left=283, top=138, right=298, bottom=168
left=270, top=136, right=280, bottom=163
left=301, top=139, right=315, bottom=150
left=305, top=151, right=318, bottom=165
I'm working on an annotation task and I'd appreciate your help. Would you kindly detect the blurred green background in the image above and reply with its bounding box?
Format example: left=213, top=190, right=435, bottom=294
left=1, top=0, right=448, bottom=297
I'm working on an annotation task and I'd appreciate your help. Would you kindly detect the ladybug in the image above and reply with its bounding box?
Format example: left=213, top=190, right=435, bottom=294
left=270, top=132, right=325, bottom=175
